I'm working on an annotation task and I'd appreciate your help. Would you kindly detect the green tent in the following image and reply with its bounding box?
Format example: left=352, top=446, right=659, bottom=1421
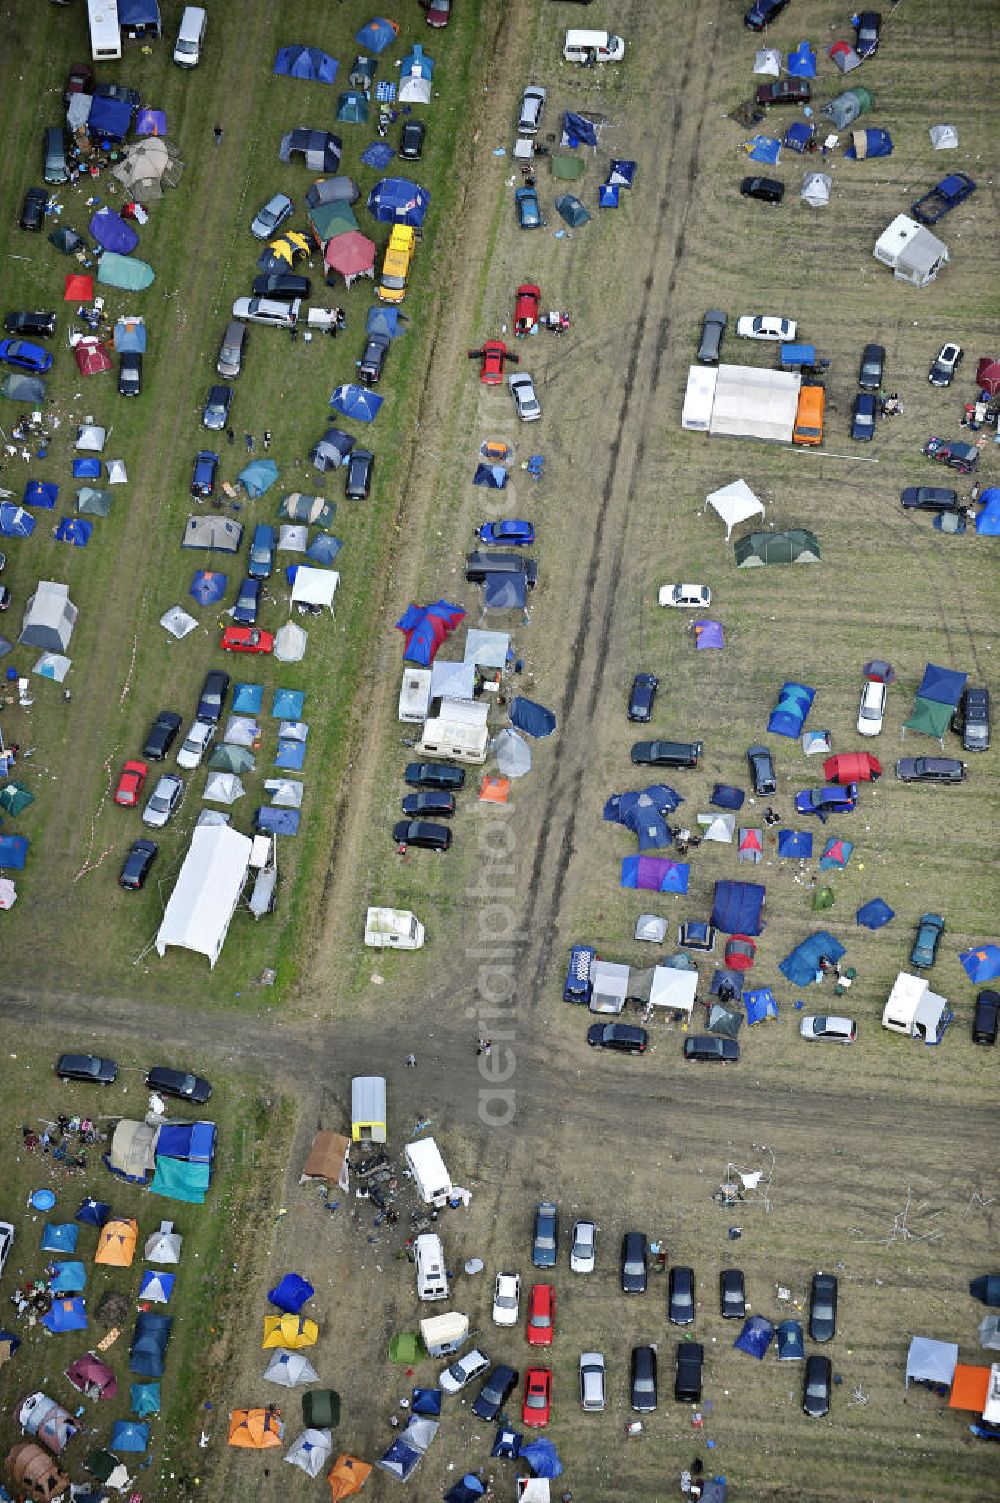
left=149, top=1157, right=210, bottom=1204
left=309, top=199, right=358, bottom=242
left=735, top=529, right=821, bottom=567
left=98, top=252, right=155, bottom=291
left=0, top=781, right=34, bottom=817
left=86, top=1450, right=120, bottom=1483
left=302, top=1389, right=340, bottom=1428
left=279, top=492, right=336, bottom=528
left=812, top=885, right=835, bottom=911
left=77, top=487, right=113, bottom=517
left=555, top=193, right=591, bottom=227
left=904, top=697, right=952, bottom=738
left=551, top=154, right=585, bottom=181
left=208, top=744, right=255, bottom=774
left=389, top=1332, right=424, bottom=1363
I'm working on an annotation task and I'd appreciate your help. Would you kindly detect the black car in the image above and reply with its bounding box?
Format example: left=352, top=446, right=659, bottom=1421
left=357, top=332, right=390, bottom=385
left=143, top=710, right=182, bottom=761
left=900, top=486, right=960, bottom=513
left=191, top=450, right=220, bottom=497
left=118, top=351, right=142, bottom=397
left=756, top=80, right=811, bottom=107
left=251, top=272, right=312, bottom=300
left=696, top=309, right=727, bottom=365
left=401, top=790, right=456, bottom=818
left=720, top=1268, right=746, bottom=1320
left=621, top=1231, right=648, bottom=1294
left=895, top=756, right=965, bottom=784
left=683, top=1035, right=739, bottom=1063
left=399, top=119, right=426, bottom=161
left=972, top=990, right=999, bottom=1046
left=471, top=1363, right=519, bottom=1421
left=4, top=311, right=57, bottom=338
left=631, top=739, right=702, bottom=769
left=746, top=743, right=777, bottom=795
left=803, top=1355, right=832, bottom=1418
left=627, top=672, right=659, bottom=723
left=850, top=392, right=877, bottom=442
left=928, top=342, right=963, bottom=387
left=668, top=1266, right=695, bottom=1325
left=740, top=176, right=784, bottom=203
left=202, top=384, right=233, bottom=431
left=119, top=838, right=158, bottom=891
left=587, top=1023, right=648, bottom=1054
left=43, top=126, right=69, bottom=185
left=855, top=10, right=881, bottom=56
left=196, top=670, right=230, bottom=725
left=745, top=0, right=789, bottom=27
left=20, top=187, right=48, bottom=232
left=924, top=437, right=978, bottom=474
left=392, top=819, right=452, bottom=851
left=674, top=1342, right=703, bottom=1403
left=951, top=685, right=990, bottom=752
left=630, top=1345, right=658, bottom=1412
left=345, top=448, right=375, bottom=500
left=145, top=1066, right=213, bottom=1103
left=858, top=343, right=885, bottom=391
left=808, top=1272, right=838, bottom=1343
left=404, top=762, right=465, bottom=791
left=56, top=1053, right=118, bottom=1084
left=532, top=1201, right=558, bottom=1268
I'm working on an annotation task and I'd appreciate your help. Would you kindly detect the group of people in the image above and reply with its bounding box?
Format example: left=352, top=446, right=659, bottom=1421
left=21, top=1114, right=99, bottom=1171
left=9, top=1280, right=53, bottom=1324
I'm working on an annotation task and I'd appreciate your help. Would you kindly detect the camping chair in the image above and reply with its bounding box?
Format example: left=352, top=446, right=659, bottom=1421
left=833, top=967, right=856, bottom=997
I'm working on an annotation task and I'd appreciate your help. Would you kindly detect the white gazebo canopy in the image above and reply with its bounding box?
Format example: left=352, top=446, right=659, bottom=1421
left=705, top=479, right=765, bottom=539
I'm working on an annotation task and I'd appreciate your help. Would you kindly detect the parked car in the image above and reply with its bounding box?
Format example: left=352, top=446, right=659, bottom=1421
left=43, top=126, right=69, bottom=184
left=404, top=762, right=465, bottom=790
left=201, top=384, right=233, bottom=430
left=65, top=61, right=94, bottom=101
left=420, top=0, right=452, bottom=25
left=251, top=272, right=311, bottom=300
left=570, top=1219, right=596, bottom=1274
left=527, top=1283, right=556, bottom=1346
left=176, top=720, right=215, bottom=771
left=532, top=1202, right=559, bottom=1268
left=587, top=1022, right=648, bottom=1054
left=855, top=10, right=881, bottom=56
left=621, top=1231, right=648, bottom=1294
left=579, top=1352, right=606, bottom=1412
left=858, top=342, right=885, bottom=390
left=674, top=1342, right=704, bottom=1402
left=515, top=186, right=543, bottom=229
left=746, top=743, right=777, bottom=795
left=4, top=310, right=57, bottom=338
left=857, top=679, right=887, bottom=736
left=474, top=338, right=513, bottom=385
left=720, top=1268, right=746, bottom=1320
left=56, top=1053, right=118, bottom=1084
left=794, top=783, right=859, bottom=818
left=471, top=1364, right=518, bottom=1421
left=911, top=172, right=976, bottom=226
left=514, top=284, right=541, bottom=336
left=251, top=192, right=293, bottom=240
left=142, top=773, right=184, bottom=829
left=756, top=80, right=811, bottom=106
left=509, top=371, right=541, bottom=421
left=440, top=1348, right=490, bottom=1394
left=669, top=1266, right=695, bottom=1325
left=190, top=450, right=219, bottom=497
left=800, top=1015, right=857, bottom=1044
left=145, top=1067, right=212, bottom=1103
left=696, top=309, right=727, bottom=365
left=399, top=119, right=426, bottom=161
left=951, top=686, right=990, bottom=752
left=910, top=913, right=945, bottom=969
left=392, top=820, right=452, bottom=851
left=0, top=1221, right=14, bottom=1279
left=627, top=672, right=659, bottom=723
left=143, top=710, right=182, bottom=761
left=197, top=671, right=230, bottom=725
left=522, top=1368, right=552, bottom=1428
left=232, top=577, right=261, bottom=626
left=478, top=519, right=534, bottom=546
left=217, top=320, right=247, bottom=378
left=231, top=296, right=300, bottom=329
left=221, top=624, right=274, bottom=655
left=803, top=1354, right=832, bottom=1418
left=740, top=175, right=784, bottom=203
left=114, top=759, right=147, bottom=807
left=358, top=331, right=390, bottom=385
left=895, top=756, right=965, bottom=784
left=492, top=1272, right=521, bottom=1327
left=345, top=448, right=375, bottom=500
left=737, top=314, right=796, bottom=342
left=745, top=0, right=790, bottom=28
left=928, top=342, right=963, bottom=387
left=248, top=523, right=276, bottom=579
left=631, top=739, right=702, bottom=769
left=684, top=1035, right=740, bottom=1063
left=924, top=436, right=978, bottom=474
left=851, top=392, right=877, bottom=441
left=809, top=1272, right=838, bottom=1343
left=972, top=990, right=999, bottom=1046
left=563, top=944, right=595, bottom=1004
left=118, top=350, right=142, bottom=397
left=0, top=339, right=53, bottom=374
left=630, top=1345, right=658, bottom=1412
left=900, top=486, right=960, bottom=513
left=401, top=790, right=455, bottom=819
left=659, top=582, right=711, bottom=608
left=518, top=84, right=547, bottom=135
left=19, top=187, right=48, bottom=232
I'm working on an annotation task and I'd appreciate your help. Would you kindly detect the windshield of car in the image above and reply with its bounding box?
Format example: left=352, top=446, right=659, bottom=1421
left=526, top=1388, right=547, bottom=1408
left=531, top=1307, right=551, bottom=1328
left=624, top=1251, right=645, bottom=1275
left=495, top=1284, right=517, bottom=1309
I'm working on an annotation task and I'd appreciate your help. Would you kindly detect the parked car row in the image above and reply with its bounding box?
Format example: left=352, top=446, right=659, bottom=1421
left=54, top=1052, right=212, bottom=1100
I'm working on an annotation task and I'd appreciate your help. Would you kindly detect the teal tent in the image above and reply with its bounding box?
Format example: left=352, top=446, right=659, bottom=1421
left=98, top=253, right=155, bottom=291
left=130, top=1382, right=161, bottom=1417
left=149, top=1157, right=210, bottom=1204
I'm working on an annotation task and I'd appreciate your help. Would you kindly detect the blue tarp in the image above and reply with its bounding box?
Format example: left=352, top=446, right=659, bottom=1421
left=492, top=1427, right=521, bottom=1458
left=621, top=856, right=690, bottom=893
left=0, top=505, right=35, bottom=538
left=360, top=140, right=395, bottom=170
left=710, top=784, right=744, bottom=810
left=960, top=945, right=1000, bottom=983
left=411, top=1387, right=441, bottom=1417
left=130, top=1382, right=161, bottom=1417
left=562, top=111, right=598, bottom=147
left=776, top=1319, right=805, bottom=1360
left=239, top=459, right=279, bottom=497
left=274, top=45, right=339, bottom=84
left=520, top=1438, right=563, bottom=1478
left=275, top=740, right=306, bottom=770
left=73, top=457, right=102, bottom=479
left=786, top=41, right=817, bottom=76
left=130, top=1313, right=173, bottom=1377
left=856, top=898, right=894, bottom=929
left=711, top=881, right=766, bottom=936
left=510, top=697, right=556, bottom=738
left=75, top=1198, right=111, bottom=1225
left=50, top=1261, right=86, bottom=1294
left=272, top=688, right=305, bottom=720
left=356, top=17, right=398, bottom=54
left=473, top=463, right=507, bottom=489
left=367, top=177, right=431, bottom=226
left=111, top=1421, right=149, bottom=1452
left=844, top=127, right=893, bottom=158
left=777, top=829, right=813, bottom=858
left=768, top=681, right=815, bottom=738
left=41, top=1223, right=78, bottom=1252
left=744, top=989, right=778, bottom=1024
left=255, top=806, right=301, bottom=835
left=232, top=682, right=264, bottom=714
left=88, top=95, right=133, bottom=141
left=43, top=1297, right=88, bottom=1333
left=918, top=662, right=967, bottom=707
left=330, top=383, right=383, bottom=421
left=745, top=134, right=781, bottom=165
left=190, top=570, right=227, bottom=605
left=778, top=930, right=846, bottom=986
left=269, top=1273, right=314, bottom=1314
left=735, top=1314, right=774, bottom=1359
left=23, top=480, right=58, bottom=509
left=608, top=159, right=636, bottom=187
left=89, top=208, right=139, bottom=255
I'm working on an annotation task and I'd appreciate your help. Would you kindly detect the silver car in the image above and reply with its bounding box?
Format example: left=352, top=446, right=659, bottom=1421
left=570, top=1219, right=596, bottom=1274
left=800, top=1015, right=857, bottom=1044
left=217, top=320, right=247, bottom=378
left=142, top=773, right=184, bottom=829
left=231, top=296, right=300, bottom=328
left=579, top=1351, right=606, bottom=1412
left=250, top=192, right=293, bottom=240
left=518, top=84, right=547, bottom=135
left=176, top=720, right=216, bottom=771
left=509, top=371, right=541, bottom=422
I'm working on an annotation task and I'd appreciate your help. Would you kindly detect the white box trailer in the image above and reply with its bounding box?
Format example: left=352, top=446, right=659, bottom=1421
left=589, top=959, right=629, bottom=1015
left=882, top=971, right=948, bottom=1041
left=873, top=214, right=949, bottom=287
left=405, top=1136, right=453, bottom=1206
left=681, top=365, right=718, bottom=432
left=417, top=702, right=489, bottom=764
left=351, top=1076, right=387, bottom=1143
left=398, top=667, right=432, bottom=723
left=88, top=0, right=122, bottom=60
left=364, top=906, right=425, bottom=950
left=420, top=1310, right=469, bottom=1357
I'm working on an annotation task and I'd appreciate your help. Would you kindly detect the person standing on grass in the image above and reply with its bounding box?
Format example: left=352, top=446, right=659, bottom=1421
left=213, top=125, right=223, bottom=145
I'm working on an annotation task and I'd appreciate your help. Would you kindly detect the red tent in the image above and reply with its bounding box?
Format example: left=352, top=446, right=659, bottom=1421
left=74, top=341, right=113, bottom=376
left=975, top=357, right=1000, bottom=397
left=823, top=752, right=881, bottom=783
left=323, top=231, right=376, bottom=286
left=724, top=935, right=756, bottom=971
left=64, top=273, right=94, bottom=301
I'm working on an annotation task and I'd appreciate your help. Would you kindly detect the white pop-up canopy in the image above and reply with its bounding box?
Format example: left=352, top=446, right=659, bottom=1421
left=155, top=825, right=253, bottom=967
left=905, top=1336, right=958, bottom=1388
left=290, top=566, right=339, bottom=610
left=705, top=479, right=765, bottom=539
left=648, top=966, right=698, bottom=1015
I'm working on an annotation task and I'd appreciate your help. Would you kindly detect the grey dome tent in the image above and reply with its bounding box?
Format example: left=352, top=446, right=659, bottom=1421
left=801, top=172, right=831, bottom=207
left=305, top=176, right=360, bottom=208
left=19, top=581, right=78, bottom=652
left=1, top=373, right=46, bottom=403
left=734, top=529, right=821, bottom=567
left=822, top=87, right=873, bottom=130
left=555, top=194, right=591, bottom=227
left=279, top=129, right=342, bottom=173
left=279, top=492, right=336, bottom=528
left=77, top=487, right=113, bottom=517
left=182, top=515, right=244, bottom=552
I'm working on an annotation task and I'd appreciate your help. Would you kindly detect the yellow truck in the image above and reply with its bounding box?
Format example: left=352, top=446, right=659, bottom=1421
left=376, top=224, right=416, bottom=304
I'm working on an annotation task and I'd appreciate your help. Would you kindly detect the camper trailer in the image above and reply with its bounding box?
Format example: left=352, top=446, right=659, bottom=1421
left=404, top=1136, right=453, bottom=1206
left=364, top=906, right=425, bottom=950
left=417, top=700, right=490, bottom=765
left=414, top=1232, right=449, bottom=1301
left=88, top=0, right=122, bottom=60
left=351, top=1076, right=387, bottom=1143
left=882, top=971, right=948, bottom=1041
left=420, top=1311, right=470, bottom=1357
left=398, top=667, right=432, bottom=723
left=873, top=215, right=949, bottom=288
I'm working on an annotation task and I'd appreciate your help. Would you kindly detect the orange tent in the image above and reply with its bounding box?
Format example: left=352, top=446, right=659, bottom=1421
left=5, top=1442, right=70, bottom=1502
left=328, top=1454, right=373, bottom=1501
left=228, top=1409, right=284, bottom=1448
left=479, top=776, right=510, bottom=804
left=262, top=1312, right=318, bottom=1349
left=948, top=1364, right=991, bottom=1411
left=95, top=1217, right=138, bottom=1267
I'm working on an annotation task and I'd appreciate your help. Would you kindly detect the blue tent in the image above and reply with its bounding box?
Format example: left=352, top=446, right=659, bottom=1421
left=41, top=1222, right=79, bottom=1253
left=129, top=1313, right=173, bottom=1377
left=510, top=697, right=556, bottom=738
left=275, top=740, right=306, bottom=770
left=190, top=570, right=227, bottom=605
left=777, top=829, right=812, bottom=858
left=356, top=17, right=398, bottom=54
left=255, top=806, right=300, bottom=835
left=337, top=90, right=370, bottom=123
left=819, top=837, right=853, bottom=870
left=473, top=463, right=507, bottom=489
left=330, top=383, right=383, bottom=421
left=621, top=856, right=690, bottom=894
left=55, top=517, right=93, bottom=547
left=768, top=681, right=815, bottom=738
left=118, top=0, right=161, bottom=33
left=786, top=41, right=817, bottom=76
left=274, top=45, right=338, bottom=84
left=232, top=682, right=264, bottom=714
left=0, top=505, right=35, bottom=538
left=960, top=945, right=1000, bottom=984
left=410, top=1387, right=441, bottom=1417
left=360, top=140, right=395, bottom=170
left=43, top=1297, right=88, bottom=1333
left=776, top=1319, right=805, bottom=1360
left=0, top=833, right=29, bottom=867
left=970, top=1275, right=1000, bottom=1307
left=73, top=457, right=102, bottom=479
left=604, top=790, right=675, bottom=851
left=918, top=662, right=967, bottom=707
left=136, top=107, right=167, bottom=136
left=520, top=1438, right=563, bottom=1478
left=598, top=184, right=619, bottom=208
left=844, top=128, right=893, bottom=158
left=710, top=784, right=745, bottom=810
left=111, top=1421, right=149, bottom=1453
left=76, top=1198, right=111, bottom=1225
left=131, top=1382, right=161, bottom=1417
left=745, top=134, right=781, bottom=164
left=367, top=178, right=431, bottom=226
left=735, top=1314, right=774, bottom=1359
left=138, top=1271, right=176, bottom=1305
left=269, top=1273, right=314, bottom=1313
left=272, top=688, right=305, bottom=720
left=604, top=784, right=682, bottom=823
left=744, top=989, right=778, bottom=1024
left=784, top=121, right=815, bottom=153
left=482, top=572, right=527, bottom=611
left=401, top=42, right=434, bottom=78
left=307, top=534, right=343, bottom=565
left=778, top=930, right=845, bottom=986
left=856, top=898, right=894, bottom=929
left=443, top=1480, right=484, bottom=1503
left=89, top=208, right=138, bottom=255
left=976, top=488, right=1000, bottom=535
left=114, top=317, right=147, bottom=352
left=376, top=1435, right=423, bottom=1481
left=711, top=881, right=766, bottom=936
left=555, top=193, right=590, bottom=227
left=608, top=159, right=636, bottom=187
left=157, top=1121, right=216, bottom=1163
left=492, top=1426, right=521, bottom=1458
left=23, top=480, right=58, bottom=509
left=562, top=111, right=598, bottom=148
left=50, top=1261, right=86, bottom=1293
left=239, top=458, right=279, bottom=497
left=366, top=303, right=407, bottom=338
left=88, top=95, right=133, bottom=141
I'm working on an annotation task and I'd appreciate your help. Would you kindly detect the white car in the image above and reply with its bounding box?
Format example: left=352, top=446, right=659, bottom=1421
left=492, top=1271, right=521, bottom=1327
left=857, top=680, right=887, bottom=737
left=800, top=1015, right=857, bottom=1044
left=176, top=719, right=216, bottom=770
left=439, top=1347, right=490, bottom=1394
left=517, top=84, right=547, bottom=135
left=658, top=583, right=711, bottom=609
left=579, top=1351, right=606, bottom=1412
left=509, top=371, right=541, bottom=422
left=736, top=314, right=797, bottom=342
left=570, top=1219, right=596, bottom=1274
left=0, top=1221, right=14, bottom=1278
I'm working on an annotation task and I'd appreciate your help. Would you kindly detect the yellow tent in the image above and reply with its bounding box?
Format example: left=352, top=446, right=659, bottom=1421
left=228, top=1409, right=284, bottom=1448
left=328, top=1454, right=372, bottom=1501
left=95, top=1217, right=138, bottom=1267
left=262, top=1313, right=319, bottom=1349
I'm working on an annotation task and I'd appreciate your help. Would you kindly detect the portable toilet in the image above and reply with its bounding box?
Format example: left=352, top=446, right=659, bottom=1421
left=351, top=1076, right=387, bottom=1143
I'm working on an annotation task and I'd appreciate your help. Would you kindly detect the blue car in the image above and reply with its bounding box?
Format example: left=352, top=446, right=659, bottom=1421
left=563, top=944, right=596, bottom=1005
left=910, top=913, right=945, bottom=969
left=532, top=1201, right=559, bottom=1268
left=477, top=519, right=535, bottom=546
left=247, top=524, right=276, bottom=580
left=0, top=338, right=53, bottom=373
left=515, top=186, right=543, bottom=229
left=190, top=450, right=219, bottom=497
left=851, top=392, right=877, bottom=442
left=232, top=577, right=261, bottom=625
left=794, top=782, right=859, bottom=822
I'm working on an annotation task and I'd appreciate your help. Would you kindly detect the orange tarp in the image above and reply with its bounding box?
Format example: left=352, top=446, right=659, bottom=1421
left=948, top=1364, right=990, bottom=1411
left=228, top=1409, right=284, bottom=1448
left=328, top=1454, right=372, bottom=1501
left=95, top=1217, right=138, bottom=1267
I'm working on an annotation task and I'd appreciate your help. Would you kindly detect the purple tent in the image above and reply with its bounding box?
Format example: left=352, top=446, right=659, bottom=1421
left=620, top=856, right=690, bottom=893
left=693, top=619, right=724, bottom=649
left=89, top=207, right=139, bottom=255
left=136, top=108, right=167, bottom=137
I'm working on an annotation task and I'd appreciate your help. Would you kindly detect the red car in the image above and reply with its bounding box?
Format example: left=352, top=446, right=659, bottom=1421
left=220, top=625, right=274, bottom=655
left=114, top=759, right=148, bottom=808
left=522, top=1367, right=552, bottom=1428
left=471, top=338, right=517, bottom=385
left=514, top=283, right=540, bottom=337
left=421, top=0, right=452, bottom=26
left=527, top=1283, right=556, bottom=1346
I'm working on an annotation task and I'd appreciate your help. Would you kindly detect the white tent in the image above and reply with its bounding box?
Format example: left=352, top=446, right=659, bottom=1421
left=430, top=660, right=475, bottom=702
left=464, top=628, right=509, bottom=669
left=635, top=914, right=667, bottom=943
left=107, top=459, right=128, bottom=484
left=753, top=48, right=781, bottom=76
left=698, top=811, right=736, bottom=843
left=203, top=771, right=245, bottom=805
left=278, top=525, right=309, bottom=553
left=705, top=479, right=765, bottom=539
left=263, top=1349, right=319, bottom=1387
left=801, top=172, right=832, bottom=207
left=284, top=1429, right=332, bottom=1478
left=929, top=123, right=958, bottom=149
left=274, top=622, right=308, bottom=661
left=75, top=423, right=106, bottom=451
left=20, top=582, right=79, bottom=652
left=709, top=366, right=801, bottom=443
left=984, top=1364, right=1000, bottom=1423
left=197, top=809, right=230, bottom=827
left=905, top=1336, right=958, bottom=1388
left=278, top=720, right=309, bottom=742
left=223, top=716, right=260, bottom=747
left=980, top=1316, right=1000, bottom=1352
left=290, top=567, right=338, bottom=611
left=264, top=778, right=304, bottom=808
left=33, top=653, right=71, bottom=683
left=144, top=1222, right=182, bottom=1264
left=398, top=75, right=431, bottom=105
left=160, top=605, right=199, bottom=640
left=648, top=966, right=698, bottom=1015
left=155, top=825, right=253, bottom=968
left=590, top=960, right=629, bottom=1014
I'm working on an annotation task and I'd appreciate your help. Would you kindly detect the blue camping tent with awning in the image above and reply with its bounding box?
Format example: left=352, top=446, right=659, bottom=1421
left=41, top=1222, right=78, bottom=1252
left=711, top=881, right=766, bottom=935
left=274, top=45, right=339, bottom=84
left=330, top=383, right=383, bottom=421
left=778, top=930, right=845, bottom=986
left=88, top=95, right=133, bottom=141
left=118, top=0, right=161, bottom=33
left=768, top=681, right=815, bottom=737
left=111, top=1421, right=149, bottom=1452
left=43, top=1297, right=88, bottom=1333
left=367, top=178, right=431, bottom=226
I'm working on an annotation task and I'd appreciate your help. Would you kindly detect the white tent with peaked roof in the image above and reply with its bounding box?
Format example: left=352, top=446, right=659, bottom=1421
left=144, top=1222, right=182, bottom=1264
left=705, top=479, right=765, bottom=539
left=155, top=825, right=253, bottom=968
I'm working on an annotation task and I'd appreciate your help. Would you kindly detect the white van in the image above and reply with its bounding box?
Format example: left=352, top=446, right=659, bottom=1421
left=173, top=6, right=207, bottom=68
left=414, top=1233, right=449, bottom=1301
left=563, top=29, right=625, bottom=64
left=405, top=1136, right=453, bottom=1206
